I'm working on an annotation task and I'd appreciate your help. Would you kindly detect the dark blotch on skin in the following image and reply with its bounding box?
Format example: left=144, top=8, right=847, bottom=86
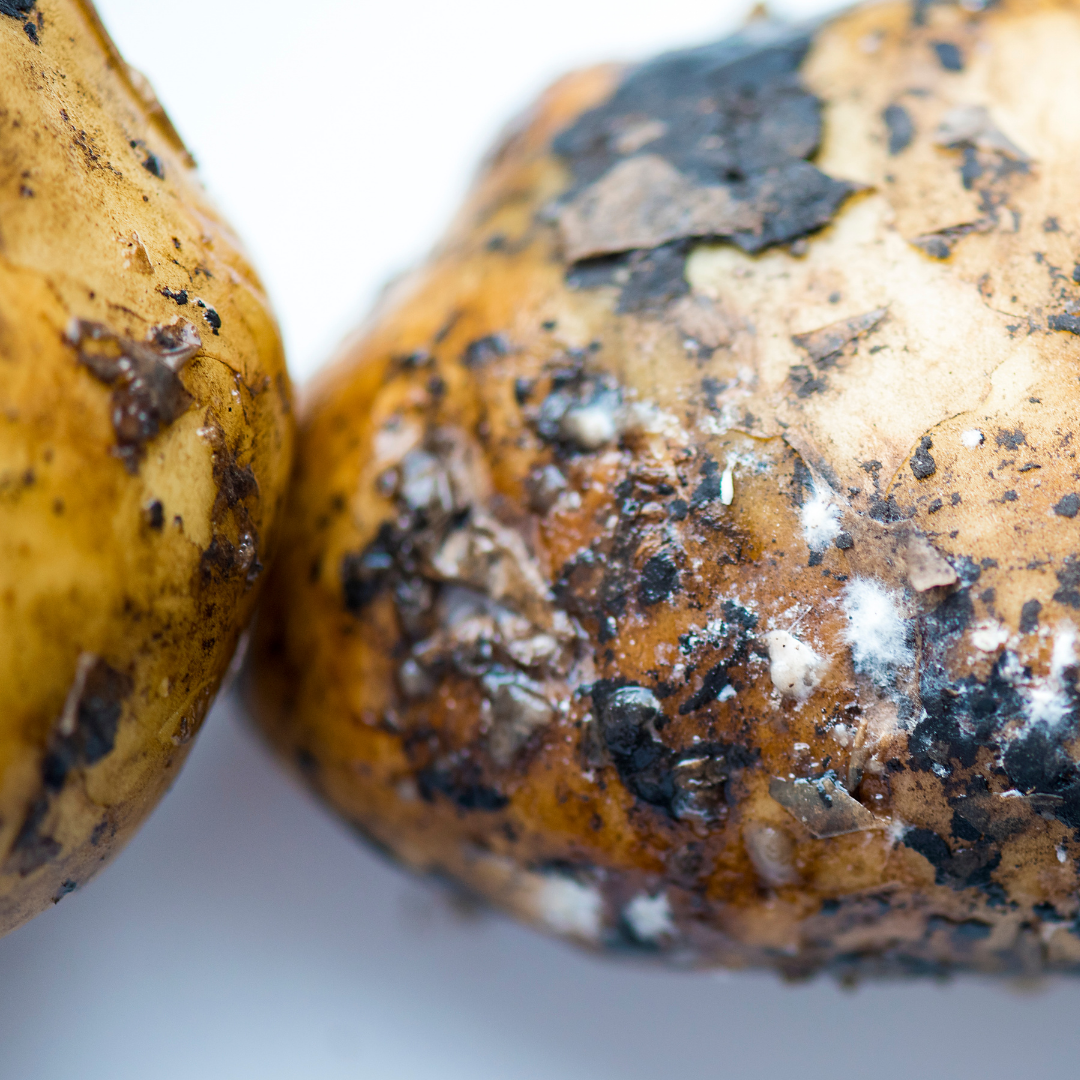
left=1003, top=724, right=1075, bottom=794
left=789, top=364, right=827, bottom=397
left=70, top=319, right=201, bottom=473
left=3, top=795, right=59, bottom=877
left=567, top=243, right=691, bottom=313
left=417, top=766, right=509, bottom=812
left=995, top=428, right=1026, bottom=451
left=903, top=827, right=1000, bottom=891
left=932, top=41, right=964, bottom=71
left=638, top=553, right=679, bottom=606
left=1054, top=493, right=1080, bottom=518
left=0, top=0, right=34, bottom=18
left=554, top=28, right=855, bottom=283
left=342, top=523, right=399, bottom=613
left=43, top=658, right=132, bottom=794
left=910, top=436, right=936, bottom=479
left=462, top=334, right=509, bottom=368
left=882, top=104, right=914, bottom=155
left=1054, top=556, right=1080, bottom=609
left=1019, top=598, right=1042, bottom=633
left=1049, top=314, right=1080, bottom=335
left=589, top=682, right=757, bottom=819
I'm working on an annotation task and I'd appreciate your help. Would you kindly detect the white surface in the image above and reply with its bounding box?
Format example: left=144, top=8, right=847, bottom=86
left=5, top=2, right=1080, bottom=1076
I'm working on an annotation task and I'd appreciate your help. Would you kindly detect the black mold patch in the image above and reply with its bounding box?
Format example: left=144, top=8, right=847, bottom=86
left=553, top=28, right=855, bottom=274
left=342, top=523, right=399, bottom=613
left=567, top=243, right=691, bottom=313
left=462, top=334, right=509, bottom=368
left=1054, top=556, right=1080, bottom=609
left=1003, top=723, right=1076, bottom=794
left=931, top=41, right=964, bottom=72
left=69, top=319, right=201, bottom=473
left=679, top=600, right=757, bottom=714
left=691, top=456, right=723, bottom=508
left=555, top=469, right=683, bottom=640
left=995, top=428, right=1026, bottom=451
left=1048, top=313, right=1080, bottom=335
left=903, top=828, right=1000, bottom=891
left=1019, top=598, right=1042, bottom=633
left=129, top=139, right=164, bottom=180
left=638, top=553, right=679, bottom=606
left=6, top=658, right=133, bottom=876
left=882, top=104, right=914, bottom=155
left=0, top=0, right=34, bottom=18
left=3, top=795, right=58, bottom=877
left=42, top=658, right=131, bottom=793
left=417, top=765, right=509, bottom=812
left=910, top=436, right=936, bottom=480
left=912, top=620, right=1018, bottom=774
left=1053, top=493, right=1080, bottom=518
left=588, top=681, right=757, bottom=819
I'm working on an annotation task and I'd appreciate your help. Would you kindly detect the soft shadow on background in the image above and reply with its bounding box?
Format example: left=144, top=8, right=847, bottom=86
left=3, top=2, right=1080, bottom=1077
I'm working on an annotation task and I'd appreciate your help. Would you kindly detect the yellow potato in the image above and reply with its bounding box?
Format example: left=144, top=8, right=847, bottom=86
left=0, top=0, right=293, bottom=934
left=251, top=0, right=1080, bottom=976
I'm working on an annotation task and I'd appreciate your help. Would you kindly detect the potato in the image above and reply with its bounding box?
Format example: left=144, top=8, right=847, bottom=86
left=250, top=0, right=1080, bottom=976
left=0, top=0, right=293, bottom=935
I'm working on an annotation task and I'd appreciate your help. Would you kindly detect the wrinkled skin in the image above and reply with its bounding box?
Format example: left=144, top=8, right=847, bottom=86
left=251, top=0, right=1080, bottom=977
left=0, top=0, right=293, bottom=935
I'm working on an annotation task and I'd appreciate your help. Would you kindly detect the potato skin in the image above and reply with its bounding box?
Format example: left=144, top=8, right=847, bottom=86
left=251, top=0, right=1080, bottom=976
left=0, top=0, right=293, bottom=934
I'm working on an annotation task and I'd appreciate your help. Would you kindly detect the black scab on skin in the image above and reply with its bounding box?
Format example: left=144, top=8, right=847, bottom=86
left=567, top=243, right=691, bottom=314
left=1054, top=556, right=1080, bottom=609
left=638, top=553, right=679, bottom=607
left=679, top=600, right=757, bottom=714
left=129, top=139, right=164, bottom=180
left=417, top=765, right=509, bottom=812
left=461, top=334, right=509, bottom=368
left=588, top=682, right=757, bottom=819
left=553, top=29, right=855, bottom=285
left=42, top=659, right=132, bottom=793
left=995, top=428, right=1026, bottom=451
left=882, top=104, right=914, bottom=155
left=1054, top=493, right=1080, bottom=518
left=902, top=828, right=1001, bottom=891
left=0, top=0, right=34, bottom=19
left=5, top=657, right=133, bottom=877
left=931, top=41, right=964, bottom=72
left=910, top=436, right=936, bottom=480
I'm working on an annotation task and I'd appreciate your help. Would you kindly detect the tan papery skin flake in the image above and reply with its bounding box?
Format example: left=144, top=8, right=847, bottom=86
left=0, top=0, right=294, bottom=935
left=250, top=0, right=1080, bottom=977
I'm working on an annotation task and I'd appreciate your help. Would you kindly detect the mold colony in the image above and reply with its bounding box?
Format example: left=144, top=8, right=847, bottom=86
left=250, top=0, right=1080, bottom=975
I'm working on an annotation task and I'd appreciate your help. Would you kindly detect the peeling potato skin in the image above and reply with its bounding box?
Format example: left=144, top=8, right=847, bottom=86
left=251, top=0, right=1080, bottom=977
left=0, top=1, right=294, bottom=934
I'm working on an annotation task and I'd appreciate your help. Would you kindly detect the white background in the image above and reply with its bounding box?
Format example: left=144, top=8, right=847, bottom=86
left=2, top=2, right=1080, bottom=1077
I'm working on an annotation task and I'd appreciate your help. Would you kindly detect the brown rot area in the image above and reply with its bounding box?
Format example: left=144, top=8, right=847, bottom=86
left=249, top=0, right=1080, bottom=977
left=68, top=318, right=201, bottom=472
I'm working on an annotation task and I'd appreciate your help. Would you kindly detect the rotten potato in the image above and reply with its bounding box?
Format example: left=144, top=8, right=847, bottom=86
left=250, top=0, right=1080, bottom=976
left=0, top=0, right=293, bottom=935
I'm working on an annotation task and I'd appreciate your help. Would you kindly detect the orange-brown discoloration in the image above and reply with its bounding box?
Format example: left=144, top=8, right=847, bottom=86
left=0, top=1, right=293, bottom=934
left=251, top=0, right=1080, bottom=975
